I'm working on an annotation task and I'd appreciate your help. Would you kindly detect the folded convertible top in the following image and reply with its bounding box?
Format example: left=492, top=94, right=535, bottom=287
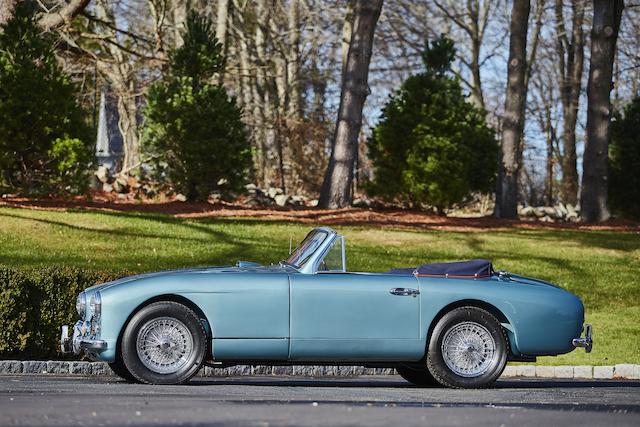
left=387, top=259, right=494, bottom=278
left=416, top=259, right=493, bottom=278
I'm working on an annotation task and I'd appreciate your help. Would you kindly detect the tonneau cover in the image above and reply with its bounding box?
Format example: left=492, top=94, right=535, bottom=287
left=386, top=259, right=494, bottom=278
left=416, top=259, right=493, bottom=278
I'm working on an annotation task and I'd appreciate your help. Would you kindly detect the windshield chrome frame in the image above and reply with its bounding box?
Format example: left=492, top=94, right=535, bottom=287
left=293, top=227, right=342, bottom=274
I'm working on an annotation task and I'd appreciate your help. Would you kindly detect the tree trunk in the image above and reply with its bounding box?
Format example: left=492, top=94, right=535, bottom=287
left=271, top=19, right=288, bottom=193
left=172, top=0, right=188, bottom=48
left=556, top=0, right=587, bottom=206
left=581, top=0, right=624, bottom=222
left=0, top=0, right=16, bottom=28
left=215, top=0, right=229, bottom=85
left=533, top=73, right=556, bottom=206
left=237, top=26, right=253, bottom=113
left=467, top=0, right=486, bottom=110
left=319, top=0, right=383, bottom=209
left=117, top=89, right=141, bottom=174
left=148, top=0, right=169, bottom=61
left=544, top=101, right=556, bottom=206
left=469, top=36, right=485, bottom=110
left=215, top=0, right=229, bottom=51
left=253, top=0, right=274, bottom=187
left=286, top=0, right=301, bottom=119
left=275, top=117, right=286, bottom=193
left=495, top=0, right=530, bottom=219
left=341, top=1, right=354, bottom=79
left=309, top=19, right=326, bottom=121
left=94, top=0, right=141, bottom=176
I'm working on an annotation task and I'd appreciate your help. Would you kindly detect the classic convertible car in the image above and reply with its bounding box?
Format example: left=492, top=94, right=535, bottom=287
left=61, top=227, right=592, bottom=388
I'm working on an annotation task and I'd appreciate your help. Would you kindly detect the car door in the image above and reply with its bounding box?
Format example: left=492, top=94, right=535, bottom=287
left=288, top=272, right=423, bottom=361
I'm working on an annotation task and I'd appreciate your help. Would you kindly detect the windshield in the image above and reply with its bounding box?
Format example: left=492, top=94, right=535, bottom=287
left=285, top=230, right=329, bottom=269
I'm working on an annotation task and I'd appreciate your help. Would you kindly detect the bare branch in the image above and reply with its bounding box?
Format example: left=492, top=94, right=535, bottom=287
left=38, top=0, right=91, bottom=31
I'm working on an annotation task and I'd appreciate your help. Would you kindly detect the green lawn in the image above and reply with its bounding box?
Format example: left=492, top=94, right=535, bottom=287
left=1, top=206, right=638, bottom=365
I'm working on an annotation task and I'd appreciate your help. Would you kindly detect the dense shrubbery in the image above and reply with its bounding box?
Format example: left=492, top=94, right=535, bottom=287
left=609, top=96, right=640, bottom=220
left=0, top=267, right=130, bottom=359
left=366, top=37, right=498, bottom=212
left=144, top=12, right=251, bottom=201
left=0, top=3, right=92, bottom=195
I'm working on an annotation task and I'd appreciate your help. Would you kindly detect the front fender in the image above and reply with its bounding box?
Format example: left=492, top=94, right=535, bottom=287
left=95, top=271, right=290, bottom=362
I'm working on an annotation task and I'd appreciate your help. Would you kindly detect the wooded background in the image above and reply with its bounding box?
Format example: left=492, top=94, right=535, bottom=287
left=0, top=0, right=638, bottom=222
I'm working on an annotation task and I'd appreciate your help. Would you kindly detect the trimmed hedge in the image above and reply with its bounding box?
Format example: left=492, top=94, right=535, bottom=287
left=0, top=267, right=130, bottom=359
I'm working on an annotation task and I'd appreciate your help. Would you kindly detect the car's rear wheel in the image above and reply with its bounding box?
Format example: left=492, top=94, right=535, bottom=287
left=426, top=306, right=507, bottom=389
left=121, top=301, right=206, bottom=385
left=396, top=363, right=438, bottom=387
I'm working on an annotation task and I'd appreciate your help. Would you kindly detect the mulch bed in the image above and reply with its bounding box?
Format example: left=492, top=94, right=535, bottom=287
left=1, top=195, right=638, bottom=233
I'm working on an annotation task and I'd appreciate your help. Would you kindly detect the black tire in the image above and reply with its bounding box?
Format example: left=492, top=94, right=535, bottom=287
left=396, top=363, right=439, bottom=387
left=426, top=306, right=507, bottom=389
left=121, top=301, right=206, bottom=385
left=108, top=358, right=137, bottom=382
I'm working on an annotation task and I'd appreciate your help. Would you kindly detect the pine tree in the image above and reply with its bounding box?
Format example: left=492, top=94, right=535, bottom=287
left=609, top=97, right=640, bottom=219
left=0, top=2, right=91, bottom=194
left=366, top=36, right=497, bottom=213
left=143, top=12, right=250, bottom=201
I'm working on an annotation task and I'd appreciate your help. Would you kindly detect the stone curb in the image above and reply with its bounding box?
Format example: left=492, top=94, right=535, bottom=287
left=1, top=361, right=639, bottom=379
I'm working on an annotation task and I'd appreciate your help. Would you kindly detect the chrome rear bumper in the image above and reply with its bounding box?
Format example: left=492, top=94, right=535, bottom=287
left=572, top=324, right=593, bottom=353
left=60, top=321, right=107, bottom=355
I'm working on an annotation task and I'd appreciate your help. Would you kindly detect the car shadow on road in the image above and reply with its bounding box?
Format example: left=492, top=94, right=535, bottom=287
left=496, top=379, right=640, bottom=388
left=190, top=377, right=640, bottom=389
left=191, top=377, right=410, bottom=388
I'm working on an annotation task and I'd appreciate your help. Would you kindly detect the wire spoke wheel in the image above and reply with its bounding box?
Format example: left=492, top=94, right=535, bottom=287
left=136, top=316, right=194, bottom=374
left=441, top=321, right=496, bottom=378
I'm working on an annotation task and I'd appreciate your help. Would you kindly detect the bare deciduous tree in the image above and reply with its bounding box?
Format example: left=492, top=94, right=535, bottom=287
left=319, top=0, right=383, bottom=208
left=581, top=0, right=624, bottom=222
left=555, top=0, right=587, bottom=206
left=432, top=0, right=502, bottom=111
left=496, top=0, right=530, bottom=218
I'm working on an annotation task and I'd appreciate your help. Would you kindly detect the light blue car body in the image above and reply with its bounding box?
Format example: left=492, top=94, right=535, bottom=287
left=79, top=227, right=585, bottom=364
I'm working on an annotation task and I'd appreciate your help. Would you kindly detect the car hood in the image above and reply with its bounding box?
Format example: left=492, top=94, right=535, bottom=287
left=85, top=263, right=287, bottom=293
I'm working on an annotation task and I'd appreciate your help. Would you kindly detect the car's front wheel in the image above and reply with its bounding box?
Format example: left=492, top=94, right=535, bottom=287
left=121, top=301, right=206, bottom=385
left=426, top=306, right=507, bottom=389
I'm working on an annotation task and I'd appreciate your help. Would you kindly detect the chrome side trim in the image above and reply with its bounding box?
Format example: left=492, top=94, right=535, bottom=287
left=572, top=323, right=593, bottom=353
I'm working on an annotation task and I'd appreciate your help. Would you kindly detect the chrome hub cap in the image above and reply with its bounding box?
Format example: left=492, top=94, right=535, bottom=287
left=136, top=317, right=193, bottom=374
left=441, top=321, right=496, bottom=377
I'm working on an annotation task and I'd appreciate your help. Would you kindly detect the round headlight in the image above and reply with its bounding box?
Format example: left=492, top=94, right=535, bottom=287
left=76, top=292, right=87, bottom=318
left=90, top=292, right=101, bottom=318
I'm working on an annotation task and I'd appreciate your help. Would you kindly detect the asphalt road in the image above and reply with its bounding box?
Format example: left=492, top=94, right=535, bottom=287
left=0, top=375, right=639, bottom=427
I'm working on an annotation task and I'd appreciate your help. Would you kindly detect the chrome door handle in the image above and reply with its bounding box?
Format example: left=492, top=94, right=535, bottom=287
left=389, top=288, right=420, bottom=297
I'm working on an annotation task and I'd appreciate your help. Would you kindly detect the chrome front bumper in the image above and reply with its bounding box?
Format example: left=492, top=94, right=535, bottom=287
left=60, top=321, right=107, bottom=355
left=572, top=323, right=593, bottom=353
